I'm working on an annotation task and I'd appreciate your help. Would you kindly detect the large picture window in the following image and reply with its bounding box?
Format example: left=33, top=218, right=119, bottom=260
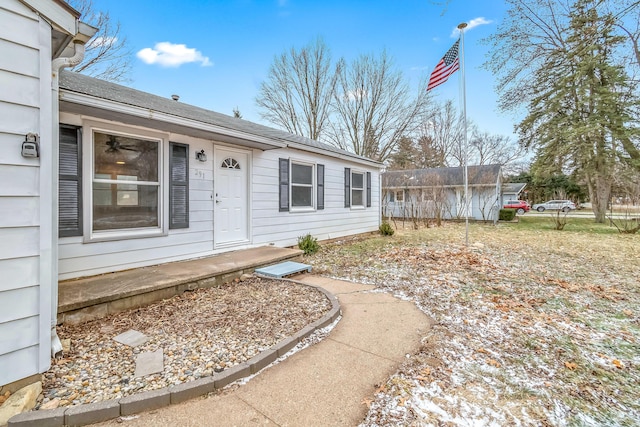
left=92, top=132, right=160, bottom=232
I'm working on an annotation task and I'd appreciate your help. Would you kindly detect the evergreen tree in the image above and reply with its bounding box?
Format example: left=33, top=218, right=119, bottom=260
left=388, top=136, right=416, bottom=170
left=518, top=0, right=639, bottom=222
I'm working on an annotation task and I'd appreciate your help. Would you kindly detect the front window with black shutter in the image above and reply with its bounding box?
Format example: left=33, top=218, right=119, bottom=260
left=345, top=168, right=372, bottom=209
left=169, top=143, right=189, bottom=229
left=279, top=158, right=323, bottom=212
left=59, top=125, right=82, bottom=237
left=351, top=171, right=365, bottom=207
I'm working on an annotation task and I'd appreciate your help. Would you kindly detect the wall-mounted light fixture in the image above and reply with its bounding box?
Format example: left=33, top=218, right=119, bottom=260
left=195, top=149, right=207, bottom=162
left=22, top=133, right=40, bottom=158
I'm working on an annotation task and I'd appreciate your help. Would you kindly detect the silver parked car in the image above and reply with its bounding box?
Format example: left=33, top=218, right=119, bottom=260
left=532, top=200, right=577, bottom=212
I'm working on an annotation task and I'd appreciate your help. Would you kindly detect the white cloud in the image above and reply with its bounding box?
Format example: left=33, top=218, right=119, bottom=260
left=136, top=42, right=212, bottom=67
left=450, top=17, right=493, bottom=37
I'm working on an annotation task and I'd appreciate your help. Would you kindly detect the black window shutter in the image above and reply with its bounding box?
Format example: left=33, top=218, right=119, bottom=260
left=317, top=164, right=325, bottom=210
left=59, top=125, right=82, bottom=237
left=169, top=143, right=189, bottom=229
left=344, top=167, right=351, bottom=208
left=366, top=171, right=372, bottom=208
left=279, top=158, right=289, bottom=212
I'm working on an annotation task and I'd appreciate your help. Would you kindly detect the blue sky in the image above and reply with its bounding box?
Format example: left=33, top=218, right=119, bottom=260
left=86, top=0, right=516, bottom=139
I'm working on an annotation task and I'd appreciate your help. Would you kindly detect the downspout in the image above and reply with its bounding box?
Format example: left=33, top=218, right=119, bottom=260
left=50, top=39, right=89, bottom=357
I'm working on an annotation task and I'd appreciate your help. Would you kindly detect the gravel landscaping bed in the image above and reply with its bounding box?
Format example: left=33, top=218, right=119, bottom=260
left=40, top=276, right=331, bottom=409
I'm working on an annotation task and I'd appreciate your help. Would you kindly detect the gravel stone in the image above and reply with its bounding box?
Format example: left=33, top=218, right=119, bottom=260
left=41, top=277, right=330, bottom=409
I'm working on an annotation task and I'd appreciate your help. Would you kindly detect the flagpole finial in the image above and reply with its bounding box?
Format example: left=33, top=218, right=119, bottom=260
left=457, top=22, right=468, bottom=30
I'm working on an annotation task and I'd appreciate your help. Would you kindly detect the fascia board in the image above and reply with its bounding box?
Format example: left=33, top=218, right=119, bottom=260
left=20, top=0, right=78, bottom=35
left=286, top=142, right=383, bottom=169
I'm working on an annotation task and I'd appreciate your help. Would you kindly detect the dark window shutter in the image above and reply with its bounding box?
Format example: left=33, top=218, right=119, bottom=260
left=59, top=125, right=82, bottom=237
left=279, top=158, right=289, bottom=212
left=169, top=143, right=189, bottom=229
left=366, top=172, right=372, bottom=208
left=344, top=167, right=351, bottom=208
left=317, top=164, right=325, bottom=210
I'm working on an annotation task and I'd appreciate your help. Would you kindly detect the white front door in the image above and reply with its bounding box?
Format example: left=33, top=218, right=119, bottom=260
left=214, top=148, right=249, bottom=246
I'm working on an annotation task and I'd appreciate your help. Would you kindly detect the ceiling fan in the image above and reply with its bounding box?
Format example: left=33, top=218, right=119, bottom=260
left=105, top=136, right=138, bottom=153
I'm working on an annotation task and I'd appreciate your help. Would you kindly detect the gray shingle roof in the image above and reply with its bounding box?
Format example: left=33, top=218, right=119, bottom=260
left=59, top=71, right=380, bottom=165
left=382, top=164, right=502, bottom=188
left=502, top=182, right=527, bottom=194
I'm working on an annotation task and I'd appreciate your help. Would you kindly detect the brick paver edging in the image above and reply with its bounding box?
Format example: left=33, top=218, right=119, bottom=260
left=8, top=280, right=340, bottom=427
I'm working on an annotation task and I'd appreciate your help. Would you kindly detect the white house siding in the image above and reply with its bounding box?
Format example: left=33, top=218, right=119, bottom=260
left=0, top=0, right=53, bottom=386
left=58, top=115, right=215, bottom=280
left=384, top=186, right=499, bottom=222
left=57, top=112, right=381, bottom=280
left=252, top=148, right=380, bottom=247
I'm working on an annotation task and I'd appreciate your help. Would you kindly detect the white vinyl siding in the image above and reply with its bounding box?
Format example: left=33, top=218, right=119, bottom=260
left=58, top=127, right=213, bottom=280
left=0, top=0, right=55, bottom=387
left=58, top=116, right=380, bottom=279
left=252, top=150, right=379, bottom=247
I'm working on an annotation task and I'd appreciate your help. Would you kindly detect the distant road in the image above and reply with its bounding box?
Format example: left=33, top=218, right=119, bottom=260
left=525, top=210, right=639, bottom=219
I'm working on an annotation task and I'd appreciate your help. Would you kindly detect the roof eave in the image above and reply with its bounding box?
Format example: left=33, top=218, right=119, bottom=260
left=59, top=90, right=286, bottom=151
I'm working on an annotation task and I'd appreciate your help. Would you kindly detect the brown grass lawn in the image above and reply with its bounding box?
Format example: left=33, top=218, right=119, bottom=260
left=308, top=218, right=639, bottom=426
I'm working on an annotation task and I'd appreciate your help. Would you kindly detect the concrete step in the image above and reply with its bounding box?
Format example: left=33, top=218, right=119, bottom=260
left=57, top=246, right=303, bottom=325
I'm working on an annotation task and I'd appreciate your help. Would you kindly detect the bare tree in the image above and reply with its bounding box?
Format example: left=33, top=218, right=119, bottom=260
left=256, top=38, right=337, bottom=140
left=419, top=100, right=464, bottom=167
left=69, top=0, right=133, bottom=83
left=485, top=0, right=638, bottom=111
left=605, top=0, right=640, bottom=73
left=326, top=51, right=430, bottom=162
left=469, top=129, right=526, bottom=166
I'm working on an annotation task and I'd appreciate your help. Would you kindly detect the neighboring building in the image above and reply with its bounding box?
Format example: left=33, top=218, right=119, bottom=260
left=0, top=0, right=95, bottom=388
left=382, top=165, right=502, bottom=222
left=1, top=1, right=381, bottom=389
left=57, top=71, right=381, bottom=280
left=501, top=182, right=527, bottom=205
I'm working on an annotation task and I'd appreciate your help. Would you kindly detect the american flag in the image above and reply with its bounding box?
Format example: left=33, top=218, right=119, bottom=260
left=427, top=40, right=460, bottom=91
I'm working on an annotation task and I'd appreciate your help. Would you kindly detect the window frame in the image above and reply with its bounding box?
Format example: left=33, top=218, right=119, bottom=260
left=83, top=123, right=167, bottom=242
left=289, top=159, right=316, bottom=212
left=350, top=170, right=365, bottom=209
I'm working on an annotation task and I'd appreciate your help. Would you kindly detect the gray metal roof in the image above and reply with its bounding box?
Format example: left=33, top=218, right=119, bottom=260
left=58, top=71, right=380, bottom=166
left=382, top=164, right=502, bottom=188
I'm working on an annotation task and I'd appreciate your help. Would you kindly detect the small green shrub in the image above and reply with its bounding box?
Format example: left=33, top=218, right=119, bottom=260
left=499, top=209, right=516, bottom=221
left=297, top=233, right=320, bottom=255
left=379, top=221, right=395, bottom=236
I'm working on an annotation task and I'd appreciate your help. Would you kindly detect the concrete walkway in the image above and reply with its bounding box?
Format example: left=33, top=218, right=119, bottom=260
left=97, top=275, right=432, bottom=427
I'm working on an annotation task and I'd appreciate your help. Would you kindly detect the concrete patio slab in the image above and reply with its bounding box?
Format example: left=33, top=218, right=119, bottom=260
left=113, top=330, right=148, bottom=347
left=134, top=349, right=164, bottom=378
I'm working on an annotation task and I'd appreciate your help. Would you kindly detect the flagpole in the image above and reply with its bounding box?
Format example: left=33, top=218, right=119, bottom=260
left=458, top=22, right=469, bottom=246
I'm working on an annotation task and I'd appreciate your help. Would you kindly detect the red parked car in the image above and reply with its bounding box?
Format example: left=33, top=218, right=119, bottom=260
left=503, top=200, right=530, bottom=214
